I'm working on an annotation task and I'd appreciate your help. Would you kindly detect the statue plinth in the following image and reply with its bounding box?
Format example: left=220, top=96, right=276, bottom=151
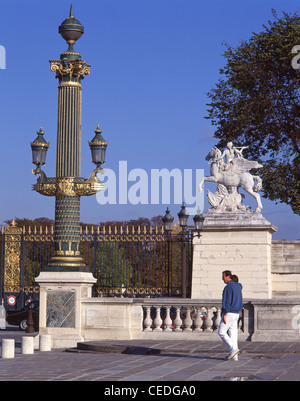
left=191, top=210, right=277, bottom=300
left=202, top=209, right=277, bottom=230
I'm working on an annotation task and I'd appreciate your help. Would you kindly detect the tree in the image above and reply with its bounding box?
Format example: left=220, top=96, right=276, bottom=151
left=206, top=10, right=300, bottom=214
left=94, top=242, right=135, bottom=289
left=4, top=217, right=54, bottom=228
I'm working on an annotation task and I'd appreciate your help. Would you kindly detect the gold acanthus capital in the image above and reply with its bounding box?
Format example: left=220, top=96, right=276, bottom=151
left=49, top=59, right=91, bottom=86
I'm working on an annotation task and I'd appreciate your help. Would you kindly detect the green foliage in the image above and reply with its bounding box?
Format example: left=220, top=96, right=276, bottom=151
left=94, top=242, right=135, bottom=288
left=206, top=10, right=300, bottom=214
left=3, top=217, right=54, bottom=228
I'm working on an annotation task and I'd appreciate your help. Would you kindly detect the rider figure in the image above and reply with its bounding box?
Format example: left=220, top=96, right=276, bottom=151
left=214, top=142, right=247, bottom=171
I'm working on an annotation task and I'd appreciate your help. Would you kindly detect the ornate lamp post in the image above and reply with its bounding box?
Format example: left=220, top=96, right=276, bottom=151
left=178, top=203, right=189, bottom=298
left=162, top=205, right=204, bottom=298
left=31, top=6, right=107, bottom=272
left=162, top=208, right=174, bottom=295
left=32, top=8, right=108, bottom=344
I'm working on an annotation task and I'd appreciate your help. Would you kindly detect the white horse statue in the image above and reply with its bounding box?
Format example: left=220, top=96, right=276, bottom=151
left=199, top=145, right=263, bottom=212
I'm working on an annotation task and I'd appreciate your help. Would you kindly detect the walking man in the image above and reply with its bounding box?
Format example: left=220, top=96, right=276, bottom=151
left=218, top=270, right=243, bottom=361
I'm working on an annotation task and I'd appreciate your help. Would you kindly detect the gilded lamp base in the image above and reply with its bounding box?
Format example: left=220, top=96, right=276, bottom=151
left=44, top=252, right=90, bottom=272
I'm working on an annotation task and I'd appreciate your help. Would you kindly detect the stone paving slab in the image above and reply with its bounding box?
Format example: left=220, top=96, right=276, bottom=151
left=0, top=330, right=299, bottom=381
left=73, top=339, right=300, bottom=355
left=0, top=347, right=298, bottom=382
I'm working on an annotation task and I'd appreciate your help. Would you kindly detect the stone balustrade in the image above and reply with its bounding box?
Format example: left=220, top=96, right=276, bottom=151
left=142, top=301, right=223, bottom=333
left=81, top=297, right=254, bottom=343
left=79, top=297, right=300, bottom=347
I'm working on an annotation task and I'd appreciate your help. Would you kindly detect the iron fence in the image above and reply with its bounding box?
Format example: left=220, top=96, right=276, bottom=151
left=0, top=221, right=193, bottom=308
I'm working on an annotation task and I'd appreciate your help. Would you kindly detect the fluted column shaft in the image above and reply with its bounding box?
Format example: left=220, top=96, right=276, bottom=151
left=56, top=86, right=82, bottom=177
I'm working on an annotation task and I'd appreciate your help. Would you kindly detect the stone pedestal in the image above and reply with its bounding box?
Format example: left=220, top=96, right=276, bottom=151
left=191, top=210, right=277, bottom=300
left=35, top=271, right=96, bottom=348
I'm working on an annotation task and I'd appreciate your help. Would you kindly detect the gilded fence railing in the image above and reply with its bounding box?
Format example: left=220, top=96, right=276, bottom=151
left=0, top=220, right=192, bottom=306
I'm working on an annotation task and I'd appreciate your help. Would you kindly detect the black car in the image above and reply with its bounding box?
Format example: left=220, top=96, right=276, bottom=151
left=6, top=301, right=39, bottom=331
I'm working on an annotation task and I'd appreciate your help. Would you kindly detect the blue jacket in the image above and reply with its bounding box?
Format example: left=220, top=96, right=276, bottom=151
left=222, top=281, right=243, bottom=314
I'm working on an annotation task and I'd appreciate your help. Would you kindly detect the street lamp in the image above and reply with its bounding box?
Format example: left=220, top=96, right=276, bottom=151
left=30, top=127, right=49, bottom=173
left=162, top=207, right=174, bottom=232
left=178, top=203, right=189, bottom=298
left=162, top=208, right=174, bottom=296
left=178, top=203, right=189, bottom=228
left=162, top=204, right=205, bottom=298
left=193, top=208, right=205, bottom=237
left=89, top=124, right=108, bottom=166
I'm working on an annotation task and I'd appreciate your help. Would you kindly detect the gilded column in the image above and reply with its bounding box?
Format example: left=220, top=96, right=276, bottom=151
left=47, top=8, right=91, bottom=271
left=32, top=7, right=106, bottom=344
left=31, top=7, right=105, bottom=273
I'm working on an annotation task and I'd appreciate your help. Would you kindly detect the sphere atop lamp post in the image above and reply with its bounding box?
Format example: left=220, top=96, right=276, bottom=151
left=59, top=4, right=84, bottom=45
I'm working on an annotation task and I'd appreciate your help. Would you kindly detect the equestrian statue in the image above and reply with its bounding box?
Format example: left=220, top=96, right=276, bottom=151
left=199, top=142, right=263, bottom=213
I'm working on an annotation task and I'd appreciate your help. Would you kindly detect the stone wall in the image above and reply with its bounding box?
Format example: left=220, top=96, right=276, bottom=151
left=191, top=210, right=300, bottom=300
left=191, top=211, right=276, bottom=300
left=79, top=298, right=300, bottom=343
left=271, top=241, right=300, bottom=298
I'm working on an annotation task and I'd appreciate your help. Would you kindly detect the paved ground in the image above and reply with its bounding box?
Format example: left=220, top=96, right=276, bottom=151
left=0, top=327, right=299, bottom=383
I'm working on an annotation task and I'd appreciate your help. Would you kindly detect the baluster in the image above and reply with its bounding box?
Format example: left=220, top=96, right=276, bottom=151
left=193, top=306, right=203, bottom=332
left=163, top=306, right=173, bottom=332
left=238, top=310, right=243, bottom=332
left=153, top=306, right=163, bottom=332
left=203, top=307, right=214, bottom=332
left=173, top=306, right=182, bottom=332
left=183, top=307, right=193, bottom=332
left=143, top=306, right=152, bottom=332
left=240, top=307, right=246, bottom=333
left=214, top=307, right=221, bottom=331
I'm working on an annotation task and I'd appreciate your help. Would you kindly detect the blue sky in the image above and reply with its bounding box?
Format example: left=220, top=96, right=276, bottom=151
left=0, top=0, right=299, bottom=239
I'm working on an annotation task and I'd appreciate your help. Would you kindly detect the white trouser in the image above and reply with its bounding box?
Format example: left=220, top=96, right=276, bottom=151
left=218, top=312, right=239, bottom=352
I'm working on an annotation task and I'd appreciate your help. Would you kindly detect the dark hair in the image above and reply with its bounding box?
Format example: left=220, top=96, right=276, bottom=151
left=222, top=270, right=232, bottom=278
left=231, top=274, right=239, bottom=282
